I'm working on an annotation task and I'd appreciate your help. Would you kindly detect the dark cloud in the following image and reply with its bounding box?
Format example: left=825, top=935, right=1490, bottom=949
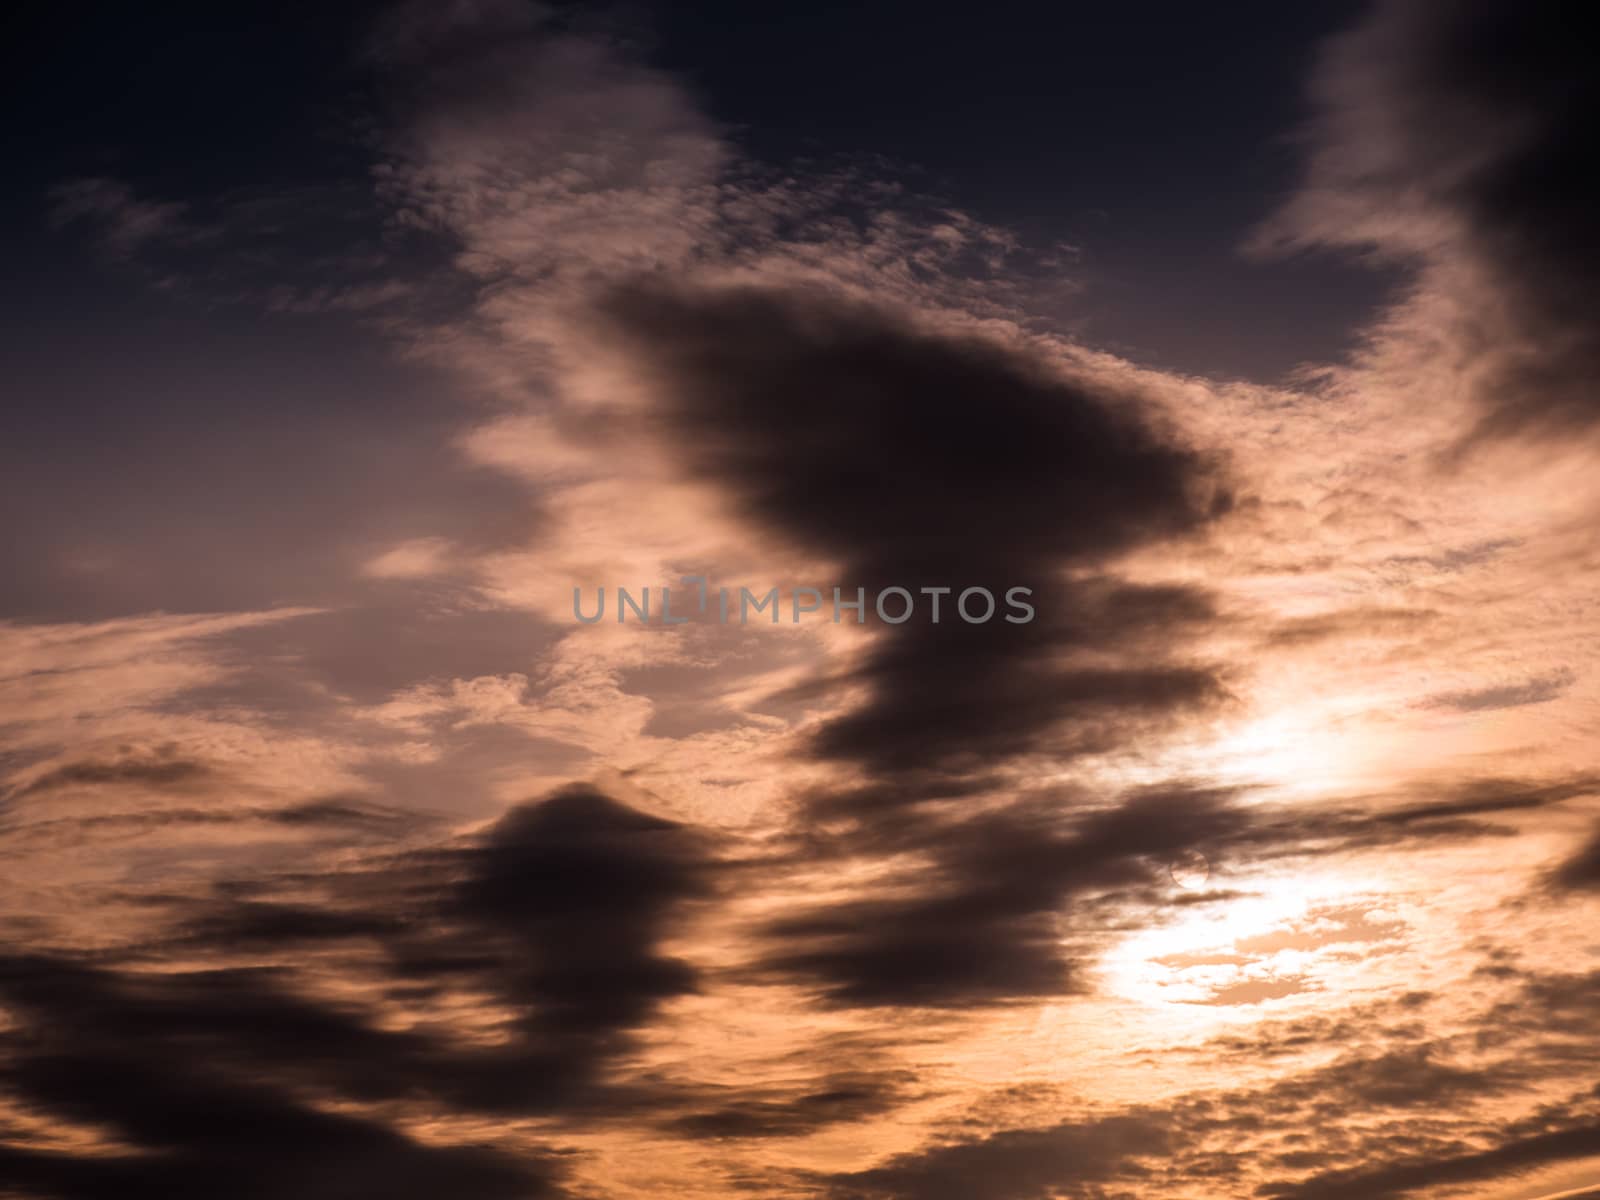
left=1261, top=1113, right=1600, bottom=1200
left=665, top=1069, right=916, bottom=1140
left=1376, top=775, right=1598, bottom=825
left=449, top=784, right=713, bottom=1037
left=1421, top=667, right=1576, bottom=714
left=266, top=795, right=419, bottom=829
left=594, top=281, right=1231, bottom=782
left=1269, top=0, right=1600, bottom=440
left=201, top=784, right=720, bottom=1106
left=1475, top=967, right=1600, bottom=1054
left=5, top=752, right=211, bottom=801
left=587, top=279, right=1240, bottom=1012
left=1550, top=822, right=1600, bottom=890
left=1239, top=774, right=1600, bottom=854
left=814, top=971, right=1598, bottom=1200
left=0, top=957, right=569, bottom=1200
left=821, top=1113, right=1171, bottom=1200
left=808, top=582, right=1226, bottom=780
left=1262, top=605, right=1435, bottom=649
left=757, top=786, right=1252, bottom=1008
left=1380, top=537, right=1519, bottom=576
left=598, top=282, right=1227, bottom=578
left=1256, top=1046, right=1504, bottom=1113
left=174, top=897, right=405, bottom=947
left=1196, top=971, right=1600, bottom=1195
left=0, top=754, right=430, bottom=846
left=0, top=784, right=732, bottom=1197
left=754, top=766, right=1594, bottom=1011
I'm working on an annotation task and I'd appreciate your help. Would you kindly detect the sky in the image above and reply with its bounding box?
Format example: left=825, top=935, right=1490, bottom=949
left=2, top=1, right=1598, bottom=1198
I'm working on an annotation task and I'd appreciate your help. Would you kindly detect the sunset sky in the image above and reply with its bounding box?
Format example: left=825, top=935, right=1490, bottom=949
left=4, top=2, right=1599, bottom=1197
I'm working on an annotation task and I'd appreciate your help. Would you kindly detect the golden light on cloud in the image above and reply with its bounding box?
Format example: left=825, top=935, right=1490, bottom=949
left=1104, top=866, right=1379, bottom=1010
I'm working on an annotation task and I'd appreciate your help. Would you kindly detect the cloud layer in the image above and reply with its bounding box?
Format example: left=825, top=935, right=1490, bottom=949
left=5, top=2, right=1600, bottom=1198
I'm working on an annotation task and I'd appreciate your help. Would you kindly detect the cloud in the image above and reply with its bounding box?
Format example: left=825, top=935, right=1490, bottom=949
left=822, top=1113, right=1170, bottom=1200
left=1421, top=667, right=1577, bottom=713
left=370, top=0, right=725, bottom=290
left=1261, top=0, right=1600, bottom=442
left=165, top=783, right=721, bottom=1100
left=448, top=784, right=714, bottom=1037
left=587, top=280, right=1231, bottom=779
left=1261, top=1115, right=1600, bottom=1200
left=13, top=3, right=1600, bottom=1196
left=750, top=766, right=1597, bottom=1012
left=563, top=277, right=1253, bottom=1013
left=757, top=785, right=1252, bottom=1008
left=808, top=963, right=1600, bottom=1200
left=1549, top=821, right=1600, bottom=890
left=48, top=177, right=193, bottom=258
left=592, top=281, right=1227, bottom=578
left=4, top=750, right=212, bottom=801
left=0, top=955, right=573, bottom=1200
left=1262, top=605, right=1435, bottom=649
left=664, top=1068, right=916, bottom=1140
left=0, top=782, right=734, bottom=1197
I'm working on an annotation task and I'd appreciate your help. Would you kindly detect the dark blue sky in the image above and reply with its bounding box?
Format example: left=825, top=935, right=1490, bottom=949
left=5, top=0, right=1390, bottom=383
